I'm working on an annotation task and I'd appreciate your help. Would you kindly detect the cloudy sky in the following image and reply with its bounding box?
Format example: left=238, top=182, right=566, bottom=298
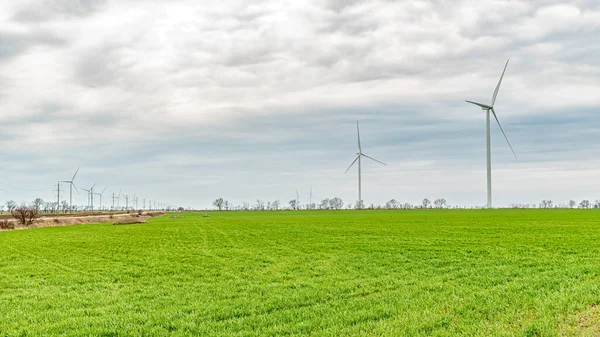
left=1, top=0, right=599, bottom=209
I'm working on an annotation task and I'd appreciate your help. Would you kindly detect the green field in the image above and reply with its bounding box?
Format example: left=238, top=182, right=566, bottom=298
left=1, top=210, right=599, bottom=336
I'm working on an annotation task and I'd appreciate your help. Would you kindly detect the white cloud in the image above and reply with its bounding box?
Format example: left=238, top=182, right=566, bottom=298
left=0, top=0, right=599, bottom=208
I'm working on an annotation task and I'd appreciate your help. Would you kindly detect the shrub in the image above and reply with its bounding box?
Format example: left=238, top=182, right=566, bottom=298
left=137, top=209, right=143, bottom=216
left=11, top=206, right=39, bottom=226
left=0, top=219, right=14, bottom=230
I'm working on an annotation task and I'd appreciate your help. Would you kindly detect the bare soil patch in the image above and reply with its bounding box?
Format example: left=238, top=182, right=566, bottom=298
left=559, top=304, right=600, bottom=336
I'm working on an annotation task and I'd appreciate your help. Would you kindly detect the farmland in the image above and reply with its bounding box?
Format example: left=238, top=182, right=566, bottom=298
left=1, top=210, right=599, bottom=336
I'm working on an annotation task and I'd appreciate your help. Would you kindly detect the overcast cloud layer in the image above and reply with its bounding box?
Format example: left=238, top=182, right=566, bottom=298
left=1, top=0, right=599, bottom=209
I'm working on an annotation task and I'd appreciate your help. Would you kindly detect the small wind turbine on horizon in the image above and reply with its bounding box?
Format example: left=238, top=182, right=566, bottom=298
left=116, top=189, right=122, bottom=209
left=95, top=187, right=107, bottom=211
left=344, top=121, right=386, bottom=205
left=465, top=59, right=518, bottom=209
left=59, top=167, right=80, bottom=212
left=82, top=184, right=96, bottom=211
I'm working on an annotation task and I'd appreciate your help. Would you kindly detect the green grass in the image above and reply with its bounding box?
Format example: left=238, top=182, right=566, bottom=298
left=1, top=210, right=600, bottom=336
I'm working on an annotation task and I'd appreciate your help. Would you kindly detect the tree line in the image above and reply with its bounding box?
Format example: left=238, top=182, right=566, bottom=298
left=212, top=197, right=600, bottom=211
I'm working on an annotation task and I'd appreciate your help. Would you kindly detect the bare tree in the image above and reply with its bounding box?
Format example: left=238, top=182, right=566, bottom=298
left=329, top=197, right=344, bottom=210
left=255, top=199, right=265, bottom=211
left=224, top=200, right=230, bottom=211
left=580, top=200, right=590, bottom=209
left=213, top=198, right=224, bottom=211
left=11, top=205, right=39, bottom=226
left=43, top=202, right=53, bottom=213
left=271, top=200, right=280, bottom=211
left=434, top=198, right=447, bottom=209
left=385, top=199, right=400, bottom=209
left=354, top=200, right=364, bottom=210
left=594, top=200, right=600, bottom=209
left=61, top=200, right=69, bottom=212
left=5, top=200, right=16, bottom=212
left=32, top=198, right=44, bottom=211
left=569, top=200, right=576, bottom=208
left=422, top=198, right=431, bottom=209
left=319, top=198, right=330, bottom=210
left=288, top=199, right=298, bottom=210
left=241, top=202, right=250, bottom=211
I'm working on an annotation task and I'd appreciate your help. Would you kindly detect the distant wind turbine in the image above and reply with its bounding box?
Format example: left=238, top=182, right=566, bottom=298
left=60, top=167, right=80, bottom=212
left=344, top=121, right=386, bottom=204
left=82, top=184, right=96, bottom=211
left=465, top=59, right=518, bottom=208
left=117, top=189, right=122, bottom=209
left=95, top=187, right=107, bottom=211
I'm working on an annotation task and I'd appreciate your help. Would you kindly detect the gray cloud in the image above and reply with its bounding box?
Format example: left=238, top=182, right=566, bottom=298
left=0, top=30, right=65, bottom=60
left=12, top=0, right=107, bottom=22
left=0, top=0, right=599, bottom=208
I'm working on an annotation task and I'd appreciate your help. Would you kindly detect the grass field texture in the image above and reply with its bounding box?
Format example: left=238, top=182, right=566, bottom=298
left=1, top=210, right=600, bottom=336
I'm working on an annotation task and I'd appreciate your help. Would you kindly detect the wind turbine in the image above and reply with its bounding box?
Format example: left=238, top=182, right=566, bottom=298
left=60, top=167, right=80, bottom=212
left=465, top=59, right=517, bottom=209
left=95, top=187, right=107, bottom=211
left=81, top=184, right=96, bottom=211
left=344, top=121, right=386, bottom=204
left=118, top=189, right=122, bottom=209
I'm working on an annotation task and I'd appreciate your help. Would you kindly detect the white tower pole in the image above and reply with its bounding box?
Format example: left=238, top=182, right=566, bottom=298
left=486, top=109, right=492, bottom=208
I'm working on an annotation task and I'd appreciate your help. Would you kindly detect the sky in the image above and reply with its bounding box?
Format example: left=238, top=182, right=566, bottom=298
left=1, top=0, right=599, bottom=209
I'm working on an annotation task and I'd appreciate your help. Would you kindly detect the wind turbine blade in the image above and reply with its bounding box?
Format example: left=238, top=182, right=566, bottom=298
left=465, top=100, right=492, bottom=109
left=361, top=153, right=387, bottom=166
left=356, top=121, right=362, bottom=152
left=491, top=108, right=517, bottom=159
left=344, top=155, right=360, bottom=174
left=102, top=187, right=107, bottom=194
left=71, top=167, right=80, bottom=181
left=72, top=183, right=80, bottom=196
left=491, top=59, right=509, bottom=107
left=118, top=189, right=122, bottom=198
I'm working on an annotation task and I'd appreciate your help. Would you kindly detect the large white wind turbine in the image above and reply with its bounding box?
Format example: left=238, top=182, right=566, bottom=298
left=344, top=121, right=386, bottom=205
left=466, top=59, right=517, bottom=208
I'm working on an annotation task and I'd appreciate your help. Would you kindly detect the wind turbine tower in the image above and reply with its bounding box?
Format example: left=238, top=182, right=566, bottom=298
left=345, top=121, right=386, bottom=204
left=465, top=59, right=518, bottom=208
